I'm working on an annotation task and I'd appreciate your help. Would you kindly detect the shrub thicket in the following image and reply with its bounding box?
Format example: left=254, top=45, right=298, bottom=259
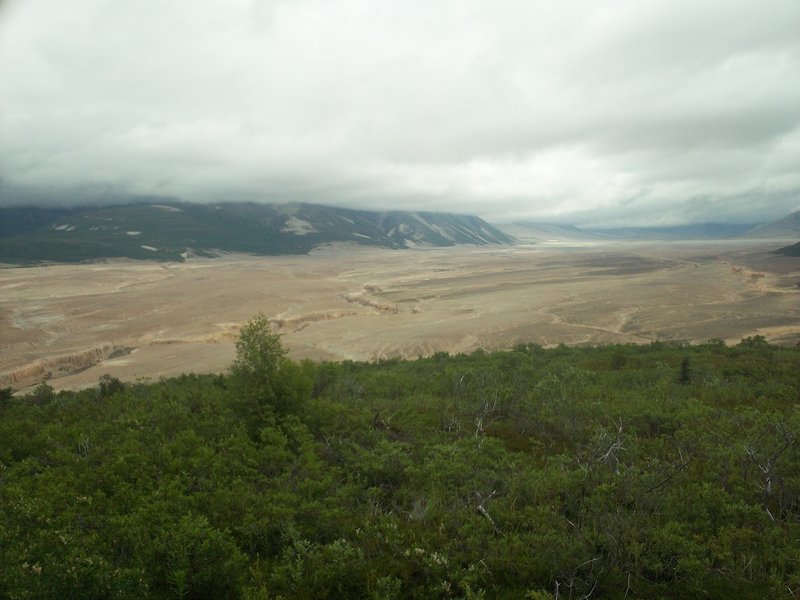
left=1, top=335, right=799, bottom=598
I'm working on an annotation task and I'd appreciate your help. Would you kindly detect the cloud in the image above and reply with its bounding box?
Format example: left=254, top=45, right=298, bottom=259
left=1, top=0, right=798, bottom=225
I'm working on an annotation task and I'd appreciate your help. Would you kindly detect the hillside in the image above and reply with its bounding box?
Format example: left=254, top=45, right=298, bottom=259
left=2, top=328, right=800, bottom=598
left=496, top=222, right=611, bottom=243
left=0, top=202, right=516, bottom=264
left=746, top=210, right=800, bottom=238
left=0, top=206, right=80, bottom=238
left=498, top=221, right=757, bottom=242
left=593, top=223, right=754, bottom=240
left=776, top=241, right=800, bottom=257
left=499, top=212, right=800, bottom=242
left=499, top=211, right=800, bottom=242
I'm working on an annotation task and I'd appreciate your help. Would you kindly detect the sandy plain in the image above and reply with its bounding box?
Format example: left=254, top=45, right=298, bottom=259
left=1, top=239, right=799, bottom=392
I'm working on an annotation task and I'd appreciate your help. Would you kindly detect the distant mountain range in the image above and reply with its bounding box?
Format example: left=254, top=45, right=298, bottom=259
left=592, top=223, right=756, bottom=241
left=1, top=201, right=798, bottom=265
left=497, top=210, right=800, bottom=243
left=500, top=222, right=756, bottom=243
left=0, top=202, right=515, bottom=264
left=495, top=222, right=611, bottom=243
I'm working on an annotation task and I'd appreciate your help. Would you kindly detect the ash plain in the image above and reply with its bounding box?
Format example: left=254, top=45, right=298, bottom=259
left=2, top=239, right=798, bottom=392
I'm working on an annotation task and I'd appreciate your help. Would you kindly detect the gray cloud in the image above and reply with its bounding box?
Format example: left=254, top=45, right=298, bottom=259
left=1, top=0, right=798, bottom=226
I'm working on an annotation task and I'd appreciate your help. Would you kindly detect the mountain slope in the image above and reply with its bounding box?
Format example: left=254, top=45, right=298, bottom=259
left=0, top=202, right=516, bottom=263
left=775, top=241, right=800, bottom=257
left=498, top=221, right=756, bottom=242
left=0, top=206, right=78, bottom=238
left=746, top=210, right=800, bottom=238
left=591, top=223, right=754, bottom=240
left=497, top=222, right=611, bottom=243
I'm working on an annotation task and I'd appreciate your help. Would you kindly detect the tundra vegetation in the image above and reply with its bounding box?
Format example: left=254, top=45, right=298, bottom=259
left=1, top=318, right=799, bottom=599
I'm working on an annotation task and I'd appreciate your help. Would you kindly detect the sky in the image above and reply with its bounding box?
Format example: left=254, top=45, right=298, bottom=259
left=0, top=0, right=798, bottom=227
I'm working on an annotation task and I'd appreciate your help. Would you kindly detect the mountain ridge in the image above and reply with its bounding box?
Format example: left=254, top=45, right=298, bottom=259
left=745, top=210, right=800, bottom=238
left=496, top=210, right=800, bottom=242
left=0, top=201, right=516, bottom=264
left=775, top=241, right=800, bottom=257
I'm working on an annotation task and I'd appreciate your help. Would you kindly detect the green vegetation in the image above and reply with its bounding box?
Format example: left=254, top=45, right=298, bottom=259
left=2, top=326, right=800, bottom=598
left=0, top=202, right=515, bottom=264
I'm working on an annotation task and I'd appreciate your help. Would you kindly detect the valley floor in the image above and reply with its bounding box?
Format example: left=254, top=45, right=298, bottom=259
left=1, top=239, right=798, bottom=391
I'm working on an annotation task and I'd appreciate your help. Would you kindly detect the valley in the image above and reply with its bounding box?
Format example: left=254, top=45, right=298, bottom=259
left=2, top=239, right=799, bottom=392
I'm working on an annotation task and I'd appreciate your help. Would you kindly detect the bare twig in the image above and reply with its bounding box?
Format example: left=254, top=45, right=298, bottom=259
left=476, top=490, right=501, bottom=534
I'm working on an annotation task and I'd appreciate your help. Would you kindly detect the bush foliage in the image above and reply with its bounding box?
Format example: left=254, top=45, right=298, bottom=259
left=1, top=334, right=799, bottom=598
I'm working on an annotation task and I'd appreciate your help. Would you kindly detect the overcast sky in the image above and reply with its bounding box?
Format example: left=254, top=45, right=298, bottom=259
left=1, top=0, right=798, bottom=226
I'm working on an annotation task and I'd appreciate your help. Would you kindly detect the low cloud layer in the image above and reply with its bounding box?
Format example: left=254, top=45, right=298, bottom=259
left=1, top=0, right=798, bottom=226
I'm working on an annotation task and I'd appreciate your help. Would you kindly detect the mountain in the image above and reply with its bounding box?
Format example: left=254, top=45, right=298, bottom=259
left=775, top=241, right=800, bottom=257
left=498, top=221, right=755, bottom=242
left=591, top=223, right=754, bottom=240
left=0, top=206, right=79, bottom=238
left=497, top=222, right=611, bottom=243
left=0, top=202, right=516, bottom=264
left=745, top=211, right=800, bottom=238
